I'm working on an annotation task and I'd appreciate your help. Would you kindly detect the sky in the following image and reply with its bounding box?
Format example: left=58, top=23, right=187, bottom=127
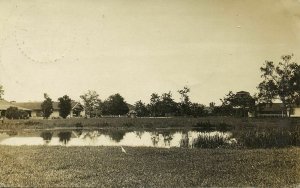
left=0, top=0, right=300, bottom=105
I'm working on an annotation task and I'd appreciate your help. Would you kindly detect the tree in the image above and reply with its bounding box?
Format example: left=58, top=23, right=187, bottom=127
left=41, top=93, right=53, bottom=119
left=58, top=95, right=72, bottom=118
left=80, top=90, right=100, bottom=117
left=0, top=85, right=4, bottom=99
left=178, top=86, right=192, bottom=116
left=160, top=92, right=177, bottom=116
left=221, top=91, right=255, bottom=117
left=257, top=55, right=300, bottom=116
left=101, top=93, right=129, bottom=115
left=148, top=93, right=161, bottom=117
left=190, top=103, right=206, bottom=117
left=5, top=107, right=29, bottom=119
left=5, top=107, right=19, bottom=119
left=134, top=100, right=150, bottom=117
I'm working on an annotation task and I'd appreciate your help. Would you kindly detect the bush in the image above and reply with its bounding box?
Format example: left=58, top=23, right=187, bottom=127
left=5, top=107, right=29, bottom=119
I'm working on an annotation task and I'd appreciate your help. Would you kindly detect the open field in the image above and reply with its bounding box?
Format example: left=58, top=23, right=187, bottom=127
left=0, top=146, right=299, bottom=187
left=1, top=117, right=300, bottom=130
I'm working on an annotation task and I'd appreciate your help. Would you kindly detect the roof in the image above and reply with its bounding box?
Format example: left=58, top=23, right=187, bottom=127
left=236, top=91, right=250, bottom=95
left=14, top=101, right=81, bottom=111
left=0, top=100, right=31, bottom=111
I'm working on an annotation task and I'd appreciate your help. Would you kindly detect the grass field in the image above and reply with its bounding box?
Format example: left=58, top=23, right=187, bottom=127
left=0, top=146, right=299, bottom=187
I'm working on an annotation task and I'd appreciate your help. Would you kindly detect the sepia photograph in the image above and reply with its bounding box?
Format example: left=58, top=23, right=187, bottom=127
left=0, top=0, right=300, bottom=187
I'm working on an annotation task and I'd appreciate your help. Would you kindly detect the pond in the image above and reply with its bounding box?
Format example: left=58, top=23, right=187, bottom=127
left=0, top=129, right=234, bottom=148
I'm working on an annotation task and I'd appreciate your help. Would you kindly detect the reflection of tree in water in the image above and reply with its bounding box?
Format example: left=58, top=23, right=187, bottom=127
left=58, top=132, right=72, bottom=145
left=162, top=131, right=174, bottom=146
left=104, top=130, right=126, bottom=142
left=6, top=131, right=18, bottom=136
left=179, top=131, right=189, bottom=148
left=40, top=131, right=53, bottom=144
left=135, top=131, right=144, bottom=139
left=151, top=132, right=160, bottom=146
left=80, top=131, right=100, bottom=141
left=74, top=123, right=83, bottom=136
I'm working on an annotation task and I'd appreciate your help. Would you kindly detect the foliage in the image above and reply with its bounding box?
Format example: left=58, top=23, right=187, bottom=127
left=159, top=92, right=178, bottom=116
left=58, top=95, right=72, bottom=118
left=5, top=107, right=29, bottom=119
left=0, top=85, right=4, bottom=99
left=211, top=105, right=234, bottom=116
left=134, top=100, right=150, bottom=117
left=178, top=86, right=192, bottom=116
left=257, top=55, right=300, bottom=116
left=148, top=93, right=161, bottom=117
left=80, top=90, right=100, bottom=117
left=148, top=92, right=178, bottom=117
left=221, top=91, right=255, bottom=117
left=101, top=93, right=129, bottom=115
left=190, top=103, right=206, bottom=117
left=41, top=93, right=53, bottom=119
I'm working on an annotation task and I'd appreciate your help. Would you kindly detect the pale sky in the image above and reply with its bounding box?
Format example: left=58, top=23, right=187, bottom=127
left=0, top=0, right=300, bottom=105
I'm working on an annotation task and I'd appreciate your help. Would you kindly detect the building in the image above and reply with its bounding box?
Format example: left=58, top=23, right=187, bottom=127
left=255, top=103, right=300, bottom=117
left=0, top=100, right=31, bottom=117
left=14, top=101, right=85, bottom=119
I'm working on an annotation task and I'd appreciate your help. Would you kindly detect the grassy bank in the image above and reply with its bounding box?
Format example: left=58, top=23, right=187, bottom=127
left=1, top=117, right=300, bottom=130
left=0, top=146, right=299, bottom=187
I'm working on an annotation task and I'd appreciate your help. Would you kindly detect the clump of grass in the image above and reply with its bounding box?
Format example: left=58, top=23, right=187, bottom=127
left=236, top=126, right=300, bottom=148
left=192, top=134, right=231, bottom=148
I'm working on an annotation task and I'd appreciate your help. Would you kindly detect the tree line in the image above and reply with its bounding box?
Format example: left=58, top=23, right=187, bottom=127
left=0, top=54, right=299, bottom=119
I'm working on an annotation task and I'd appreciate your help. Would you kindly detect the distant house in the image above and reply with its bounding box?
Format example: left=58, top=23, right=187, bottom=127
left=233, top=91, right=255, bottom=117
left=127, top=110, right=137, bottom=118
left=0, top=100, right=31, bottom=117
left=255, top=103, right=300, bottom=117
left=14, top=101, right=85, bottom=119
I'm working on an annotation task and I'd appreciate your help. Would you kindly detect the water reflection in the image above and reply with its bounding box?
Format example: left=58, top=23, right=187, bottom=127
left=40, top=131, right=53, bottom=144
left=105, top=130, right=126, bottom=142
left=150, top=132, right=160, bottom=146
left=162, top=131, right=173, bottom=146
left=180, top=131, right=189, bottom=148
left=0, top=129, right=233, bottom=148
left=58, top=132, right=72, bottom=145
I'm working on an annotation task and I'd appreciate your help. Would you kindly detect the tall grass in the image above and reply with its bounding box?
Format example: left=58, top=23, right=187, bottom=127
left=192, top=133, right=235, bottom=148
left=235, top=126, right=300, bottom=148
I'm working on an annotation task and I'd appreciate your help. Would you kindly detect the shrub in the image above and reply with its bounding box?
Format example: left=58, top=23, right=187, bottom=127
left=5, top=107, right=27, bottom=119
